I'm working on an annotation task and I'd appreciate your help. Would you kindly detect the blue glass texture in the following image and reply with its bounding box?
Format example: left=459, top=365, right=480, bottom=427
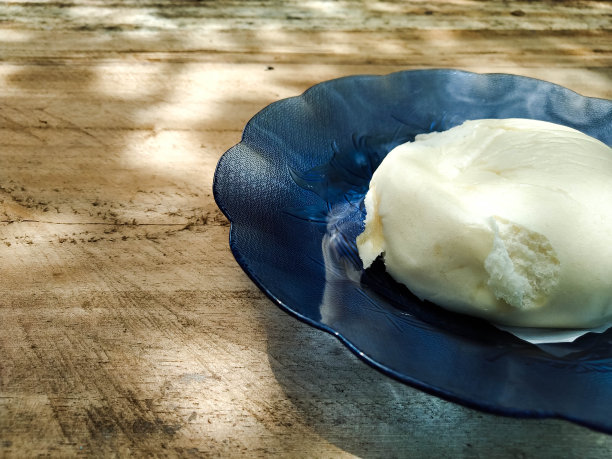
left=213, top=69, right=612, bottom=433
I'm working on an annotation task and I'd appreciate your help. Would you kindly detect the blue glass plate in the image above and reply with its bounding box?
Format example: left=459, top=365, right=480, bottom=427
left=213, top=69, right=612, bottom=434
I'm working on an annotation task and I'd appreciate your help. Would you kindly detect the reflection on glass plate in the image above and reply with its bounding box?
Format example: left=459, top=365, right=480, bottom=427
left=213, top=69, right=612, bottom=433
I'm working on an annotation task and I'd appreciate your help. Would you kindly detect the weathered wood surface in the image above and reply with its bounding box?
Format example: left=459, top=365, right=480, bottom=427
left=1, top=1, right=611, bottom=457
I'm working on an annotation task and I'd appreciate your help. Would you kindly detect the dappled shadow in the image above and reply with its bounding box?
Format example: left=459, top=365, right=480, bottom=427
left=0, top=0, right=610, bottom=456
left=263, top=311, right=612, bottom=457
left=1, top=0, right=609, bottom=232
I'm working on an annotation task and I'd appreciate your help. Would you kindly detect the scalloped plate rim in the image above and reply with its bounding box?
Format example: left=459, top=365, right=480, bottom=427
left=213, top=69, right=612, bottom=434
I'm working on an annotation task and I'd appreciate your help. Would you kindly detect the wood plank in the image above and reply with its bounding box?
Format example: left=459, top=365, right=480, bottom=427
left=1, top=29, right=610, bottom=68
left=1, top=0, right=610, bottom=32
left=1, top=0, right=611, bottom=457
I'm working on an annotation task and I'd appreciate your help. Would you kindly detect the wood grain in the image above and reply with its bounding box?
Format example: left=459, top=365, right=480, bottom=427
left=1, top=1, right=611, bottom=457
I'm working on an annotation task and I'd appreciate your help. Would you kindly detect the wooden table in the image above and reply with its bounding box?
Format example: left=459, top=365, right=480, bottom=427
left=1, top=1, right=610, bottom=456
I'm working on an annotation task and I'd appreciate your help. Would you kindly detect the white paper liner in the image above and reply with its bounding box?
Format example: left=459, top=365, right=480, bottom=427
left=495, top=322, right=612, bottom=345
